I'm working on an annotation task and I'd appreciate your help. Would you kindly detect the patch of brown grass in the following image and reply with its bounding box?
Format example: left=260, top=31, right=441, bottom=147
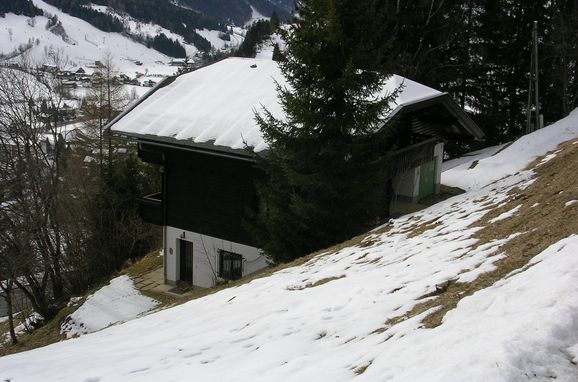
left=141, top=289, right=178, bottom=307
left=353, top=360, right=373, bottom=375
left=378, top=138, right=578, bottom=330
left=123, top=249, right=163, bottom=278
left=0, top=304, right=78, bottom=357
left=468, top=159, right=479, bottom=169
left=286, top=275, right=346, bottom=291
left=405, top=217, right=442, bottom=238
left=0, top=251, right=166, bottom=356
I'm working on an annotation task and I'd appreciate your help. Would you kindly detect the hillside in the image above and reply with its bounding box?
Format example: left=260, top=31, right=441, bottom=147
left=174, top=0, right=292, bottom=25
left=0, top=113, right=577, bottom=380
left=0, top=0, right=177, bottom=76
left=42, top=0, right=220, bottom=53
left=0, top=0, right=252, bottom=76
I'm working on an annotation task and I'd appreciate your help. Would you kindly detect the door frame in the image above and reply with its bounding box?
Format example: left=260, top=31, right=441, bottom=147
left=178, top=238, right=193, bottom=284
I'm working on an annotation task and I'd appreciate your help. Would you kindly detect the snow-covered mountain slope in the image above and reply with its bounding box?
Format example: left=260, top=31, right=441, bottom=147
left=0, top=0, right=177, bottom=76
left=86, top=4, right=244, bottom=55
left=174, top=0, right=292, bottom=25
left=1, top=113, right=578, bottom=380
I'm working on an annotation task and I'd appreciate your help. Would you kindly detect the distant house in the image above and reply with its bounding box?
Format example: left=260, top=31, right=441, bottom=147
left=40, top=123, right=83, bottom=155
left=169, top=58, right=187, bottom=67
left=142, top=79, right=157, bottom=87
left=62, top=80, right=77, bottom=89
left=75, top=67, right=86, bottom=74
left=41, top=63, right=58, bottom=73
left=108, top=57, right=483, bottom=289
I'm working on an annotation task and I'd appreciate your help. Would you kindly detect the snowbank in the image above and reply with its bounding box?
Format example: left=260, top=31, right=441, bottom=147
left=442, top=108, right=578, bottom=190
left=60, top=275, right=158, bottom=338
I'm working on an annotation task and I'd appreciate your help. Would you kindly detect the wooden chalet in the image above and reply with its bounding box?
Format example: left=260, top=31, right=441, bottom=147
left=108, top=57, right=484, bottom=288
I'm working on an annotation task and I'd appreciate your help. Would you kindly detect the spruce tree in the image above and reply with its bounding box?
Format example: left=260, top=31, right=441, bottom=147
left=272, top=43, right=284, bottom=62
left=252, top=0, right=397, bottom=262
left=270, top=11, right=280, bottom=31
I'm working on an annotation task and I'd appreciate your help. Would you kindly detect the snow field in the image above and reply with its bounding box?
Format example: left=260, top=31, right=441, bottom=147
left=357, top=236, right=578, bottom=382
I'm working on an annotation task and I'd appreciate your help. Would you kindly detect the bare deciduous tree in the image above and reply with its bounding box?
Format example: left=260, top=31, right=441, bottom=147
left=0, top=58, right=70, bottom=320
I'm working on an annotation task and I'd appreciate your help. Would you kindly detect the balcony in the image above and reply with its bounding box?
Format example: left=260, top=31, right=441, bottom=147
left=137, top=192, right=163, bottom=225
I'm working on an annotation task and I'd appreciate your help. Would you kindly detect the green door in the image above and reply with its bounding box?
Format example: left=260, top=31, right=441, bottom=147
left=419, top=160, right=435, bottom=199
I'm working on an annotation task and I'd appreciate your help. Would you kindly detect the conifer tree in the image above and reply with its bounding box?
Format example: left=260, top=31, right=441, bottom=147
left=252, top=0, right=397, bottom=262
left=272, top=43, right=283, bottom=62
left=270, top=11, right=280, bottom=30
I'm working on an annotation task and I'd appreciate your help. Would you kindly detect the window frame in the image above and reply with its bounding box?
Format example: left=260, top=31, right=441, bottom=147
left=218, top=250, right=243, bottom=280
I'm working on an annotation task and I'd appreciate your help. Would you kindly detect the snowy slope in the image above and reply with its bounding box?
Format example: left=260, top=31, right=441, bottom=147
left=245, top=5, right=269, bottom=27
left=60, top=276, right=158, bottom=339
left=87, top=5, right=244, bottom=55
left=86, top=4, right=199, bottom=59
left=0, top=0, right=176, bottom=76
left=255, top=32, right=284, bottom=60
left=1, top=113, right=578, bottom=380
left=442, top=108, right=578, bottom=190
left=197, top=28, right=243, bottom=51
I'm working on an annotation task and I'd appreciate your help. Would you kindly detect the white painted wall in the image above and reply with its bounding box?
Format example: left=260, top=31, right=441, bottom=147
left=164, top=226, right=268, bottom=288
left=393, top=167, right=420, bottom=201
left=393, top=141, right=445, bottom=201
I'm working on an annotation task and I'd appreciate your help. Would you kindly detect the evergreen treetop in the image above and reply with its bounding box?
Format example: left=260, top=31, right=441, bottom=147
left=252, top=0, right=398, bottom=262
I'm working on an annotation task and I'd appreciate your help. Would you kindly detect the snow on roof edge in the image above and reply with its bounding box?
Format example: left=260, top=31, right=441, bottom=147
left=109, top=57, right=479, bottom=154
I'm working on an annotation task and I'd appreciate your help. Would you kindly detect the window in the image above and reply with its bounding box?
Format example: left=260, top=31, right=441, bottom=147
left=219, top=250, right=243, bottom=280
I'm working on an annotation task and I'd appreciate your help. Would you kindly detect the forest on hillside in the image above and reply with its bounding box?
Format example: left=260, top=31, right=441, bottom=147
left=360, top=1, right=578, bottom=146
left=0, top=55, right=161, bottom=345
left=42, top=0, right=215, bottom=52
left=0, top=0, right=43, bottom=17
left=230, top=1, right=578, bottom=148
left=175, top=0, right=292, bottom=25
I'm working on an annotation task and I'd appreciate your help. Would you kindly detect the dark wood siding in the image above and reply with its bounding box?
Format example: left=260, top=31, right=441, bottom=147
left=139, top=143, right=260, bottom=247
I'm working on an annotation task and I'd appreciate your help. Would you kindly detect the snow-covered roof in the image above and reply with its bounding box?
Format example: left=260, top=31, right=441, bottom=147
left=109, top=57, right=474, bottom=154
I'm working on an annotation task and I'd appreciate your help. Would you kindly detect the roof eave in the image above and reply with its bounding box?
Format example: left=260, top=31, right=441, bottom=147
left=113, top=131, right=256, bottom=162
left=384, top=93, right=485, bottom=141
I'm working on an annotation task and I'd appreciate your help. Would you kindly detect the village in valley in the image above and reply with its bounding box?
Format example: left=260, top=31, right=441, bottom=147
left=0, top=1, right=578, bottom=381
